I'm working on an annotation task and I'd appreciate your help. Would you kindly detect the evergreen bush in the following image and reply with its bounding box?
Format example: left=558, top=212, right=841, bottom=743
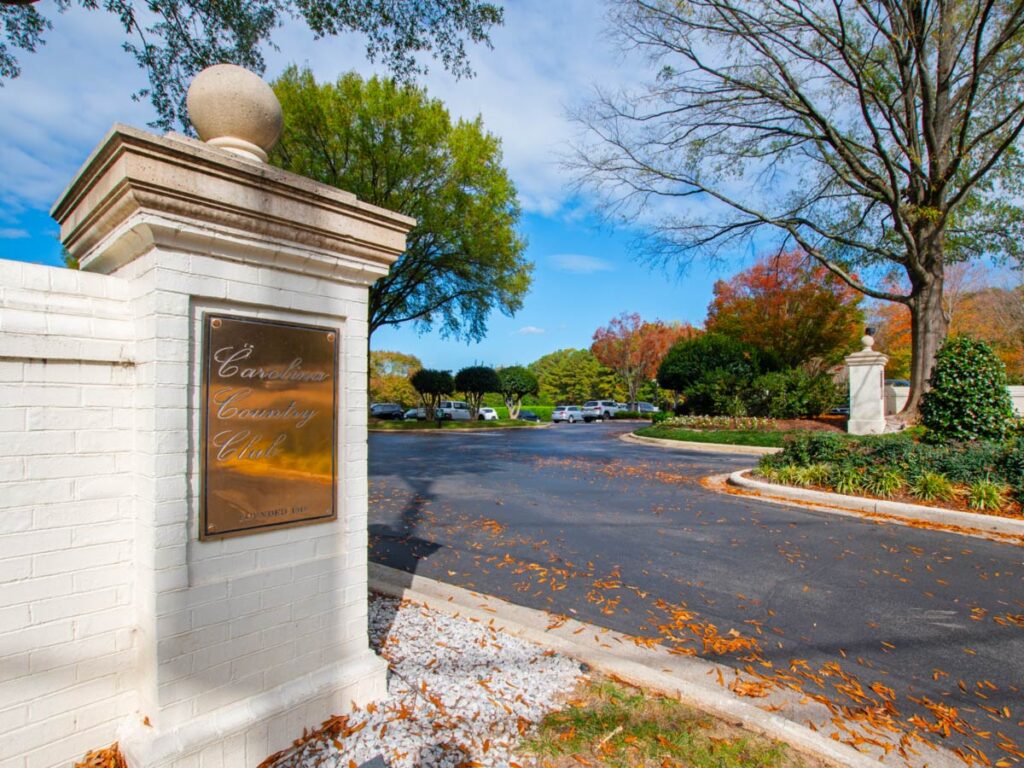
left=920, top=336, right=1015, bottom=442
left=744, top=369, right=840, bottom=418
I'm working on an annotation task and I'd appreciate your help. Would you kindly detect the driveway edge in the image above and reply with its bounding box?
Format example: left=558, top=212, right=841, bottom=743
left=369, top=563, right=876, bottom=768
left=728, top=470, right=1024, bottom=538
left=621, top=431, right=782, bottom=455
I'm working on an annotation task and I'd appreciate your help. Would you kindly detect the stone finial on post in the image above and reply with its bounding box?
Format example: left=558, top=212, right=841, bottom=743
left=845, top=328, right=888, bottom=435
left=186, top=63, right=284, bottom=162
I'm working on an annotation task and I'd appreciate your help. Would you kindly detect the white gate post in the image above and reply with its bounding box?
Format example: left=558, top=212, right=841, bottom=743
left=50, top=66, right=413, bottom=767
left=845, top=331, right=888, bottom=435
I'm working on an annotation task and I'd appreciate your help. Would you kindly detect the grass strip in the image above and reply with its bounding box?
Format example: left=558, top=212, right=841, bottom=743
left=521, top=679, right=810, bottom=768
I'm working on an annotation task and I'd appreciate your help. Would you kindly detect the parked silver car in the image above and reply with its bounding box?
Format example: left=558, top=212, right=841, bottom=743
left=552, top=405, right=584, bottom=423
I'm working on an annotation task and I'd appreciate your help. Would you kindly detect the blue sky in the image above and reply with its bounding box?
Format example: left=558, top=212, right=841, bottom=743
left=0, top=0, right=746, bottom=371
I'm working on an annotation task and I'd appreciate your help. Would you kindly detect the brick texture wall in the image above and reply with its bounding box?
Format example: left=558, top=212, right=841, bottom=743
left=0, top=260, right=137, bottom=768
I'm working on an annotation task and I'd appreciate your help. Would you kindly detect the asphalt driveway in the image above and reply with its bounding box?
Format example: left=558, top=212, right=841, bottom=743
left=368, top=421, right=1024, bottom=766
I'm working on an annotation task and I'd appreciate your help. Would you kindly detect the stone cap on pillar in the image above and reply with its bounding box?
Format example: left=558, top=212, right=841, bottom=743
left=844, top=330, right=888, bottom=367
left=50, top=123, right=415, bottom=281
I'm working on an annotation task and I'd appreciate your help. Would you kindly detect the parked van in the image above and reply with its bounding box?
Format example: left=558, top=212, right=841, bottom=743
left=436, top=400, right=471, bottom=420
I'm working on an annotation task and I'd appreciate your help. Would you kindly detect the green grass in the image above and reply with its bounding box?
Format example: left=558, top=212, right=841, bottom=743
left=369, top=418, right=540, bottom=430
left=635, top=426, right=789, bottom=448
left=521, top=679, right=800, bottom=768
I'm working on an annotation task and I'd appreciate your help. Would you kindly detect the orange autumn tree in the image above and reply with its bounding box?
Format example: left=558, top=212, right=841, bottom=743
left=591, top=313, right=699, bottom=406
left=705, top=250, right=863, bottom=370
left=871, top=268, right=1024, bottom=382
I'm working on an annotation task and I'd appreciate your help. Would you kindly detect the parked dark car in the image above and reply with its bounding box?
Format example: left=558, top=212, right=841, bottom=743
left=370, top=403, right=405, bottom=420
left=518, top=409, right=540, bottom=422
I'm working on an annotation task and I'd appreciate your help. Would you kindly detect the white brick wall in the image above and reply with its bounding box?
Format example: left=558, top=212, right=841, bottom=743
left=5, top=123, right=404, bottom=768
left=0, top=261, right=137, bottom=768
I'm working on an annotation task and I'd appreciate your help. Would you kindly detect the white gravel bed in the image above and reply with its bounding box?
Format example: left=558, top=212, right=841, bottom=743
left=266, top=595, right=585, bottom=768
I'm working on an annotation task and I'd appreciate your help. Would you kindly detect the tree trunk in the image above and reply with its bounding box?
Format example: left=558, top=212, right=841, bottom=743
left=903, top=271, right=948, bottom=416
left=506, top=397, right=521, bottom=420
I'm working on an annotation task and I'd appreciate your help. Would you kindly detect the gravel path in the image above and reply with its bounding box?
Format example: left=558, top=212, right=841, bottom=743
left=264, top=595, right=584, bottom=768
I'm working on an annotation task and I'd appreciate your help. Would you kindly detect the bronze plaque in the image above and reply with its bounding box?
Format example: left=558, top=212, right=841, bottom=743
left=201, top=314, right=338, bottom=539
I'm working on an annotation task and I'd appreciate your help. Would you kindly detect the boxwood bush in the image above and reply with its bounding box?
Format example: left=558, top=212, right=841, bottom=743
left=920, top=336, right=1015, bottom=442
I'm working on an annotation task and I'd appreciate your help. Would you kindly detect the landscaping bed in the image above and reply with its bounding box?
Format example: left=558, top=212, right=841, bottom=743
left=756, top=432, right=1024, bottom=519
left=370, top=418, right=540, bottom=430
left=636, top=415, right=846, bottom=449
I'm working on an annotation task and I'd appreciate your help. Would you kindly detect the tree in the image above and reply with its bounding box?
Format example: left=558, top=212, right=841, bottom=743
left=2, top=1, right=503, bottom=130
left=574, top=0, right=1024, bottom=416
left=706, top=250, right=863, bottom=369
left=371, top=350, right=422, bottom=380
left=369, top=350, right=422, bottom=407
left=273, top=67, right=531, bottom=344
left=871, top=271, right=1024, bottom=381
left=529, top=348, right=620, bottom=405
left=657, top=333, right=767, bottom=414
left=497, top=366, right=538, bottom=419
left=590, top=313, right=698, bottom=407
left=455, top=365, right=500, bottom=417
left=410, top=368, right=453, bottom=419
left=956, top=286, right=1024, bottom=381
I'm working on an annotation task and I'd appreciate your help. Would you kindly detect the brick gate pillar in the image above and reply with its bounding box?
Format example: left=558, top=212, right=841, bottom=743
left=51, top=65, right=413, bottom=767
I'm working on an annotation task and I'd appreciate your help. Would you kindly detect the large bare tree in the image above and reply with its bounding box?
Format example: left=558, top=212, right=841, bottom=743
left=573, top=0, right=1024, bottom=414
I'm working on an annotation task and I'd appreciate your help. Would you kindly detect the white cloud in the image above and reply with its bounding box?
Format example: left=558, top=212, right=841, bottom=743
left=550, top=253, right=614, bottom=274
left=0, top=228, right=29, bottom=239
left=516, top=326, right=546, bottom=335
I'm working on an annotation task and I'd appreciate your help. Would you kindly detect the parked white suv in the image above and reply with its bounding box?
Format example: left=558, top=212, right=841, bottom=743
left=436, top=400, right=471, bottom=420
left=582, top=400, right=622, bottom=422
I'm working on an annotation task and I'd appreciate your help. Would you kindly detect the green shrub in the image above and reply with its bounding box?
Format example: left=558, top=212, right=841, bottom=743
left=796, top=464, right=832, bottom=487
left=651, top=411, right=671, bottom=425
left=920, top=336, right=1015, bottom=442
left=659, top=334, right=772, bottom=416
left=864, top=467, right=905, bottom=498
left=831, top=466, right=865, bottom=495
left=744, top=369, right=841, bottom=418
left=613, top=411, right=643, bottom=419
left=909, top=472, right=958, bottom=503
left=966, top=478, right=1009, bottom=511
left=928, top=442, right=1002, bottom=484
left=781, top=432, right=850, bottom=465
left=756, top=456, right=780, bottom=481
left=775, top=465, right=803, bottom=485
left=679, top=370, right=749, bottom=416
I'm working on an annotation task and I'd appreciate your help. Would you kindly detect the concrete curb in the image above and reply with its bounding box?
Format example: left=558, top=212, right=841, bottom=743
left=369, top=563, right=879, bottom=768
left=728, top=470, right=1024, bottom=539
left=621, top=431, right=782, bottom=456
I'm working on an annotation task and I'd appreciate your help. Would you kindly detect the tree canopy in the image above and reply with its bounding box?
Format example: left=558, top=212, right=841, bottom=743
left=273, top=67, right=531, bottom=344
left=497, top=366, right=538, bottom=419
left=574, top=0, right=1024, bottom=415
left=369, top=350, right=422, bottom=407
left=591, top=313, right=698, bottom=406
left=706, top=250, right=864, bottom=369
left=1, top=1, right=503, bottom=130
left=455, top=365, right=501, bottom=416
left=529, top=348, right=621, bottom=405
left=410, top=368, right=454, bottom=418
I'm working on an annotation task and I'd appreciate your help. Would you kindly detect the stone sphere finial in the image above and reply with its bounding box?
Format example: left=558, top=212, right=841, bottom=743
left=861, top=326, right=876, bottom=351
left=186, top=64, right=283, bottom=163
